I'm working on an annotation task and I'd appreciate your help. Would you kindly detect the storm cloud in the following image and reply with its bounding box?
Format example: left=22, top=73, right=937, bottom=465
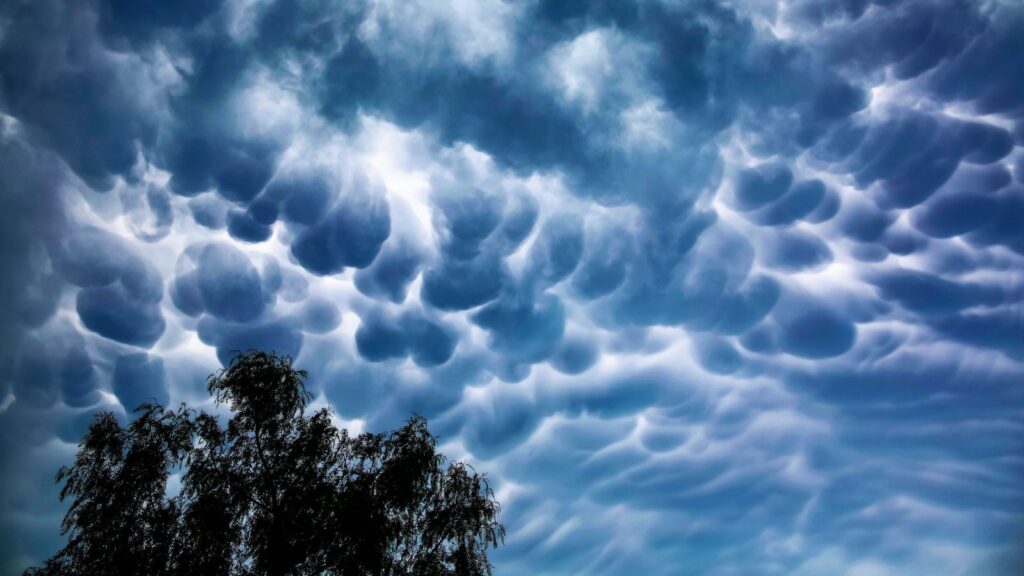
left=1, top=0, right=1023, bottom=574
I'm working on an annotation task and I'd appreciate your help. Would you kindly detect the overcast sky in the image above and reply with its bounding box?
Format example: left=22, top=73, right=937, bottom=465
left=1, top=0, right=1023, bottom=574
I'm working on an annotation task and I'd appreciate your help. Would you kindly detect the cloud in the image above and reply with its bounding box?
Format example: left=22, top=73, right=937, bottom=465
left=112, top=352, right=169, bottom=411
left=422, top=253, right=507, bottom=311
left=354, top=237, right=426, bottom=304
left=188, top=194, right=230, bottom=229
left=761, top=229, right=833, bottom=272
left=732, top=162, right=794, bottom=212
left=271, top=173, right=334, bottom=226
left=570, top=220, right=632, bottom=300
left=290, top=177, right=391, bottom=275
left=473, top=292, right=567, bottom=365
left=227, top=207, right=274, bottom=242
left=13, top=322, right=99, bottom=410
left=869, top=269, right=1004, bottom=316
left=549, top=333, right=599, bottom=375
left=76, top=279, right=166, bottom=347
left=49, top=226, right=167, bottom=347
left=0, top=0, right=173, bottom=190
left=749, top=179, right=836, bottom=226
left=778, top=308, right=857, bottom=359
left=122, top=184, right=174, bottom=242
left=526, top=213, right=585, bottom=288
left=2, top=0, right=1024, bottom=574
left=198, top=316, right=304, bottom=366
left=194, top=242, right=269, bottom=322
left=355, top=308, right=457, bottom=367
left=299, top=296, right=342, bottom=335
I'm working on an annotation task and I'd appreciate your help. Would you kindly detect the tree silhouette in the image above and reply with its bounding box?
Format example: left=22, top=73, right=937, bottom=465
left=27, top=351, right=503, bottom=576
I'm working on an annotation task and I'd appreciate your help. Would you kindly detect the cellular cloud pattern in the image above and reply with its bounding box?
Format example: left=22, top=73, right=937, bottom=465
left=1, top=0, right=1023, bottom=574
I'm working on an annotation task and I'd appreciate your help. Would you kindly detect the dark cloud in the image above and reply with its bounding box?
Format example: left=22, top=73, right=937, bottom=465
left=597, top=222, right=779, bottom=337
left=56, top=337, right=99, bottom=408
left=0, top=0, right=157, bottom=190
left=318, top=36, right=382, bottom=124
left=300, top=297, right=342, bottom=334
left=570, top=224, right=632, bottom=300
left=839, top=113, right=1013, bottom=209
left=354, top=238, right=425, bottom=304
left=418, top=186, right=545, bottom=311
left=924, top=5, right=1024, bottom=116
left=839, top=199, right=893, bottom=242
left=870, top=269, right=1002, bottom=316
left=431, top=185, right=507, bottom=259
left=964, top=190, right=1024, bottom=253
left=532, top=0, right=639, bottom=29
left=732, top=162, right=793, bottom=212
left=739, top=323, right=780, bottom=355
left=319, top=36, right=593, bottom=174
left=750, top=179, right=832, bottom=226
left=461, top=389, right=540, bottom=460
left=761, top=230, right=833, bottom=272
left=527, top=214, right=585, bottom=288
left=13, top=325, right=98, bottom=410
left=645, top=1, right=745, bottom=131
left=98, top=0, right=223, bottom=41
left=943, top=163, right=1013, bottom=194
left=210, top=140, right=280, bottom=204
left=272, top=174, right=334, bottom=226
left=260, top=258, right=284, bottom=297
left=550, top=335, right=599, bottom=375
left=277, top=265, right=310, bottom=302
left=227, top=208, right=274, bottom=243
left=0, top=130, right=68, bottom=410
left=778, top=307, right=857, bottom=359
left=913, top=192, right=998, bottom=239
left=111, top=352, right=168, bottom=411
left=823, top=0, right=985, bottom=80
left=693, top=336, right=743, bottom=375
left=932, top=312, right=1024, bottom=361
left=197, top=316, right=304, bottom=366
left=291, top=183, right=391, bottom=275
left=556, top=372, right=663, bottom=420
left=881, top=228, right=928, bottom=256
left=805, top=186, right=842, bottom=223
left=850, top=243, right=888, bottom=263
left=77, top=278, right=166, bottom=347
left=194, top=242, right=268, bottom=322
left=50, top=226, right=166, bottom=347
left=355, top=309, right=457, bottom=367
left=50, top=226, right=130, bottom=288
left=188, top=194, right=229, bottom=229
left=170, top=270, right=204, bottom=317
left=495, top=193, right=540, bottom=252
left=422, top=253, right=506, bottom=311
left=473, top=291, right=566, bottom=365
left=165, top=132, right=282, bottom=203
left=247, top=196, right=279, bottom=226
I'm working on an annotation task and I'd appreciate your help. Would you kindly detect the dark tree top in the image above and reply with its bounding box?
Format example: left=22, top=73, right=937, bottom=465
left=28, top=351, right=504, bottom=576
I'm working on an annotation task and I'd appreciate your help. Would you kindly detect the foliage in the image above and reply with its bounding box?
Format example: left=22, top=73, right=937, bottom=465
left=27, top=351, right=503, bottom=576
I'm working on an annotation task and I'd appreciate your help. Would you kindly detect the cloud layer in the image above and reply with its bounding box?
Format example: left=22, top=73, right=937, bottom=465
left=1, top=0, right=1023, bottom=573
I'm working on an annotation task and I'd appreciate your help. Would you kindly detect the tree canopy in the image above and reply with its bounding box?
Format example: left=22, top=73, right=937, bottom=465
left=28, top=351, right=503, bottom=576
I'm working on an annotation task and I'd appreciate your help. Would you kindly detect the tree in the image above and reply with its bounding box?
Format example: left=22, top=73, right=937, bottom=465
left=27, top=351, right=503, bottom=576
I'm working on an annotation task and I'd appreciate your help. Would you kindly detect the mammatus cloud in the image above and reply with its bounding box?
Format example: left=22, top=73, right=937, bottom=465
left=1, top=0, right=1023, bottom=574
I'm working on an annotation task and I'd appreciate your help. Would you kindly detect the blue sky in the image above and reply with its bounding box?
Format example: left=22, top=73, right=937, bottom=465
left=1, top=0, right=1023, bottom=573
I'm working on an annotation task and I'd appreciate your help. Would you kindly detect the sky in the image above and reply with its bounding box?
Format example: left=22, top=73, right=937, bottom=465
left=0, top=0, right=1023, bottom=574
